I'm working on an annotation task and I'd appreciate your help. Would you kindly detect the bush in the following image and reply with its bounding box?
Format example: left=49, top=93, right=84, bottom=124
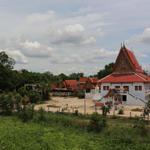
left=88, top=112, right=106, bottom=132
left=118, top=109, right=124, bottom=114
left=18, top=102, right=35, bottom=122
left=38, top=107, right=46, bottom=121
left=15, top=94, right=22, bottom=113
left=74, top=110, right=79, bottom=116
left=78, top=93, right=84, bottom=99
left=73, top=92, right=78, bottom=97
left=28, top=90, right=41, bottom=103
left=18, top=87, right=28, bottom=97
left=0, top=93, right=14, bottom=115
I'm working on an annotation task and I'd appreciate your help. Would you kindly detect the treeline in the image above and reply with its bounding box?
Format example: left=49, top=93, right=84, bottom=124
left=0, top=51, right=115, bottom=92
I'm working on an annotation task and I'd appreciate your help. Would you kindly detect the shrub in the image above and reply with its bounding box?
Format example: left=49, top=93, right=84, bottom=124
left=88, top=112, right=106, bottom=132
left=38, top=107, right=46, bottom=121
left=28, top=90, right=41, bottom=103
left=18, top=87, right=28, bottom=97
left=78, top=93, right=84, bottom=99
left=0, top=93, right=14, bottom=115
left=74, top=110, right=79, bottom=116
left=118, top=109, right=124, bottom=114
left=73, top=92, right=78, bottom=97
left=15, top=94, right=22, bottom=113
left=18, top=97, right=35, bottom=122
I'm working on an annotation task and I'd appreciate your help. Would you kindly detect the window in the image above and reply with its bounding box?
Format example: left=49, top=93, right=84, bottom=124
left=86, top=89, right=91, bottom=93
left=103, top=86, right=106, bottom=90
left=107, top=86, right=109, bottom=90
left=103, top=86, right=109, bottom=91
left=135, top=86, right=138, bottom=91
left=135, top=86, right=142, bottom=91
left=115, top=86, right=120, bottom=91
left=123, top=86, right=129, bottom=92
left=139, top=86, right=142, bottom=91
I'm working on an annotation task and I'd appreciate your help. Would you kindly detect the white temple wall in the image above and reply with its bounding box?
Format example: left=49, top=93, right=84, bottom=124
left=85, top=89, right=95, bottom=99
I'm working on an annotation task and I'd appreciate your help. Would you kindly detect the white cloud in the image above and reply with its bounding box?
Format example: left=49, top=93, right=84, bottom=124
left=125, top=28, right=150, bottom=45
left=74, top=6, right=93, bottom=14
left=26, top=10, right=55, bottom=24
left=0, top=49, right=29, bottom=64
left=20, top=40, right=55, bottom=58
left=84, top=49, right=118, bottom=63
left=44, top=24, right=97, bottom=46
left=94, top=28, right=106, bottom=37
left=134, top=51, right=148, bottom=58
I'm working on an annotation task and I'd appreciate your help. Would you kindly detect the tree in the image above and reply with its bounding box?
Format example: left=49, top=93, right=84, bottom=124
left=28, top=90, right=41, bottom=103
left=0, top=51, right=16, bottom=91
left=97, top=62, right=114, bottom=79
left=142, top=100, right=150, bottom=118
left=0, top=51, right=15, bottom=70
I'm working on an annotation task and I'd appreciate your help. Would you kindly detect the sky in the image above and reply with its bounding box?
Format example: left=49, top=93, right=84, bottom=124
left=0, top=0, right=150, bottom=76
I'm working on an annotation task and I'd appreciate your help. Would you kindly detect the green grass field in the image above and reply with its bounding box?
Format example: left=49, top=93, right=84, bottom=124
left=0, top=113, right=150, bottom=150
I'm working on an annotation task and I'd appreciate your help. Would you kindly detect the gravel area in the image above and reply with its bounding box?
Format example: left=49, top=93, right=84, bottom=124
left=34, top=96, right=144, bottom=117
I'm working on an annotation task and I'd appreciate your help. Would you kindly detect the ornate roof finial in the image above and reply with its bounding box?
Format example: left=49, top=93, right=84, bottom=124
left=123, top=41, right=125, bottom=46
left=121, top=42, right=122, bottom=48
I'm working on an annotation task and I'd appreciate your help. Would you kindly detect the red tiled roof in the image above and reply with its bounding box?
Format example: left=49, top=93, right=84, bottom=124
left=125, top=48, right=143, bottom=73
left=79, top=85, right=84, bottom=89
left=65, top=80, right=78, bottom=85
left=98, top=73, right=147, bottom=83
left=63, top=82, right=67, bottom=87
left=95, top=103, right=103, bottom=107
left=89, top=78, right=97, bottom=83
left=69, top=84, right=79, bottom=89
left=79, top=78, right=88, bottom=82
left=138, top=73, right=150, bottom=81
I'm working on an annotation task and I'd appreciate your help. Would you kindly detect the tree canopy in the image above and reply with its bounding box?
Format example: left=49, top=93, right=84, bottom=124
left=97, top=62, right=115, bottom=79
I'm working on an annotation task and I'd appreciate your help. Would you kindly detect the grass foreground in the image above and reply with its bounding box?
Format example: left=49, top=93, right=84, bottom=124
left=0, top=113, right=150, bottom=150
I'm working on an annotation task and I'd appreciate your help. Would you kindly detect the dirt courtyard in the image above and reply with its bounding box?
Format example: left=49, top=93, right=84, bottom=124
left=34, top=96, right=144, bottom=117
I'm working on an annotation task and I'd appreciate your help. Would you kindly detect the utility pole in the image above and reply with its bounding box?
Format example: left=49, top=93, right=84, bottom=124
left=84, top=90, right=86, bottom=115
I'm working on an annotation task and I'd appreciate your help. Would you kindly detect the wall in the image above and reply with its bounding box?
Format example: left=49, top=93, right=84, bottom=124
left=100, top=82, right=146, bottom=105
left=85, top=89, right=95, bottom=99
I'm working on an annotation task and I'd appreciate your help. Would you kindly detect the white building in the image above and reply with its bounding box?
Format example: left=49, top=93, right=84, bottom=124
left=97, top=45, right=149, bottom=106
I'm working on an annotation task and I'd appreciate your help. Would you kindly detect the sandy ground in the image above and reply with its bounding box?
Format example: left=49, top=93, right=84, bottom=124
left=34, top=96, right=144, bottom=117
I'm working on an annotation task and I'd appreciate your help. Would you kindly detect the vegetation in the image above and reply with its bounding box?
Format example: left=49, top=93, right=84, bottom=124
left=131, top=108, right=143, bottom=111
left=0, top=111, right=150, bottom=149
left=118, top=109, right=124, bottom=114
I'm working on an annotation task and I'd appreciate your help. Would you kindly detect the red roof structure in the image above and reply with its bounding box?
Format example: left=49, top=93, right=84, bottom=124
left=98, top=73, right=148, bottom=83
left=79, top=78, right=88, bottom=83
left=98, top=45, right=150, bottom=84
left=112, top=45, right=143, bottom=73
left=125, top=48, right=143, bottom=73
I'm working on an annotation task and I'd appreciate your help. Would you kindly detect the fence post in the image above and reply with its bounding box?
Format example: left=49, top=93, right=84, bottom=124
left=130, top=112, right=131, bottom=119
left=113, top=111, right=115, bottom=116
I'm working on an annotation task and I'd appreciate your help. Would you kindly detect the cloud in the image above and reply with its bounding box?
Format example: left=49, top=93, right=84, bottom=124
left=26, top=10, right=55, bottom=24
left=74, top=6, right=93, bottom=14
left=0, top=49, right=29, bottom=64
left=20, top=40, right=55, bottom=58
left=125, top=28, right=150, bottom=45
left=134, top=51, right=148, bottom=58
left=84, top=49, right=118, bottom=63
left=94, top=28, right=106, bottom=37
left=44, top=24, right=96, bottom=46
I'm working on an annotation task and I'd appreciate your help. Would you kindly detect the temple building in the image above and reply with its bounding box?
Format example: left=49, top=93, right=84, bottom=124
left=97, top=44, right=149, bottom=106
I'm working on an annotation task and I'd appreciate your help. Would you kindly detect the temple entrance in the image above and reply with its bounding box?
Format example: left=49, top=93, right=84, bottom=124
left=122, top=95, right=127, bottom=105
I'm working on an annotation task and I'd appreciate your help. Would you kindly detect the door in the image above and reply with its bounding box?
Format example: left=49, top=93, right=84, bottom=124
left=122, top=95, right=127, bottom=105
